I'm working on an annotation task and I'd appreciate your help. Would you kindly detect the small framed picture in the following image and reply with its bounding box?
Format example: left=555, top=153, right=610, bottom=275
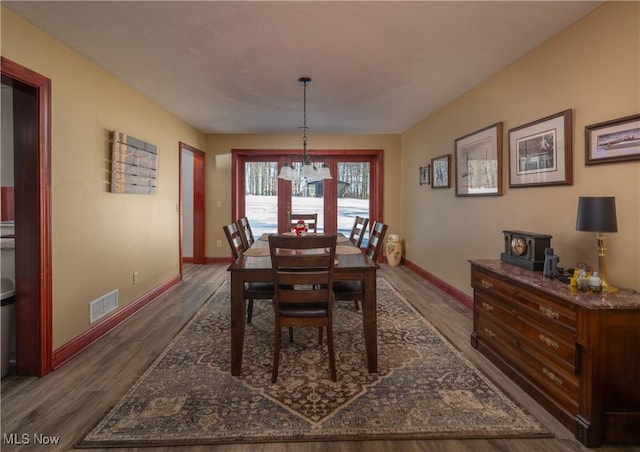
left=508, top=109, right=573, bottom=188
left=585, top=114, right=640, bottom=165
left=454, top=122, right=503, bottom=197
left=419, top=165, right=430, bottom=185
left=431, top=154, right=451, bottom=189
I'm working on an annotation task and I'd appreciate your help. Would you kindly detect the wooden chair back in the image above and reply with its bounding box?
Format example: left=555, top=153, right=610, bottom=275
left=348, top=216, right=369, bottom=248
left=269, top=234, right=337, bottom=290
left=365, top=221, right=388, bottom=262
left=237, top=216, right=255, bottom=249
left=289, top=213, right=318, bottom=233
left=222, top=222, right=246, bottom=260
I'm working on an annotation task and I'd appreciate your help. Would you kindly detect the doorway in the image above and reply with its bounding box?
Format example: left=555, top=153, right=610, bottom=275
left=1, top=57, right=53, bottom=376
left=232, top=149, right=382, bottom=236
left=179, top=143, right=205, bottom=271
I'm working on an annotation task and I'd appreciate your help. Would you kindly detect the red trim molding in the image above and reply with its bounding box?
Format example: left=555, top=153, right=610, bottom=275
left=2, top=56, right=53, bottom=377
left=52, top=273, right=181, bottom=369
left=403, top=259, right=473, bottom=309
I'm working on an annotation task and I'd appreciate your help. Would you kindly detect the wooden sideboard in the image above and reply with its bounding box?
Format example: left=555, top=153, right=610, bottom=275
left=469, top=259, right=640, bottom=447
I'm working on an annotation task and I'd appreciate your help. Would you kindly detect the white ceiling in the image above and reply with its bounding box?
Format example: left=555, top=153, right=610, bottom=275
left=4, top=1, right=602, bottom=134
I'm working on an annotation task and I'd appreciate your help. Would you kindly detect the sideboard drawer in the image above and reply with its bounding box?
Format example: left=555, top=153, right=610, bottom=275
left=476, top=291, right=576, bottom=369
left=472, top=266, right=576, bottom=332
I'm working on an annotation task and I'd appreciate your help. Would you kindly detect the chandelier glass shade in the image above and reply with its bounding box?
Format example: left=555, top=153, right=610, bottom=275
left=277, top=77, right=332, bottom=182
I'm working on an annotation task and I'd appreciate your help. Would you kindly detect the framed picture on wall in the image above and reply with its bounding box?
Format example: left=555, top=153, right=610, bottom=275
left=431, top=154, right=451, bottom=189
left=419, top=165, right=430, bottom=185
left=585, top=114, right=640, bottom=165
left=454, top=122, right=503, bottom=197
left=508, top=109, right=573, bottom=188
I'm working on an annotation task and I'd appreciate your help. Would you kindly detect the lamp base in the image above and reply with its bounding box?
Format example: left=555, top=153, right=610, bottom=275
left=596, top=234, right=618, bottom=294
left=602, top=281, right=618, bottom=294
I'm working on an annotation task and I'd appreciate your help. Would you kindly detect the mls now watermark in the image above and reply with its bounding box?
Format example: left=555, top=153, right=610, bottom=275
left=3, top=433, right=61, bottom=446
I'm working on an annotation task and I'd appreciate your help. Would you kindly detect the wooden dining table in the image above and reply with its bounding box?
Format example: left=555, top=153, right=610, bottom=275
left=227, top=233, right=379, bottom=376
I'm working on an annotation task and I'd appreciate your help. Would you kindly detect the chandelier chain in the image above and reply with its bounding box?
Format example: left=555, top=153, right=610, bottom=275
left=300, top=77, right=309, bottom=155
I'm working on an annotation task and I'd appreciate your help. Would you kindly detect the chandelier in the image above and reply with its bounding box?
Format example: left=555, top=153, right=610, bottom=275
left=277, top=77, right=332, bottom=181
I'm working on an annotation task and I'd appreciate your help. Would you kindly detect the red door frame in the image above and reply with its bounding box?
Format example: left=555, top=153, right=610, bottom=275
left=231, top=149, right=383, bottom=232
left=179, top=143, right=206, bottom=272
left=1, top=57, right=53, bottom=376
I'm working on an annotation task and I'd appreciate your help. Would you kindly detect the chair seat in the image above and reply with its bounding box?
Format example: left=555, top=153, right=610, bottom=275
left=278, top=302, right=328, bottom=318
left=333, top=280, right=363, bottom=294
left=246, top=282, right=273, bottom=294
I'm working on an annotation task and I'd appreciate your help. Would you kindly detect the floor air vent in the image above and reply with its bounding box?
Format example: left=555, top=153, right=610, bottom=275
left=90, top=289, right=118, bottom=323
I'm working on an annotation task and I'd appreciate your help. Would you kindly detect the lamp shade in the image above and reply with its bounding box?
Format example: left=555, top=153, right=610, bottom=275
left=300, top=162, right=316, bottom=180
left=277, top=164, right=294, bottom=181
left=576, top=196, right=618, bottom=232
left=317, top=163, right=333, bottom=180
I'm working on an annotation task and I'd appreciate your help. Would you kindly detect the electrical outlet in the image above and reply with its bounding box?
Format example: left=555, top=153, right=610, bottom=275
left=216, top=240, right=222, bottom=248
left=133, top=272, right=139, bottom=284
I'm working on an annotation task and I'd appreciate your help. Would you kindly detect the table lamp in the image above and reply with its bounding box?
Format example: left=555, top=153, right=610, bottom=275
left=575, top=196, right=618, bottom=293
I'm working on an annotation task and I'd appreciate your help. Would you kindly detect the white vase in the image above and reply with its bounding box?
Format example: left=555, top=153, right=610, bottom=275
left=385, top=234, right=402, bottom=267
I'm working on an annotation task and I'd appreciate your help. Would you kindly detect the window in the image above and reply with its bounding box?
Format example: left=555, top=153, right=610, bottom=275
left=232, top=150, right=383, bottom=236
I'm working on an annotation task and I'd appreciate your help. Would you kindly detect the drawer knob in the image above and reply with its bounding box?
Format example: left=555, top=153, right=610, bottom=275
left=539, top=334, right=560, bottom=350
left=542, top=367, right=563, bottom=386
left=481, top=302, right=494, bottom=312
left=484, top=328, right=497, bottom=339
left=511, top=287, right=518, bottom=294
left=539, top=305, right=560, bottom=320
left=481, top=279, right=494, bottom=289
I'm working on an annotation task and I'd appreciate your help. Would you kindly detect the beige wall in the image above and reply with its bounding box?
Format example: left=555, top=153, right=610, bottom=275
left=402, top=1, right=640, bottom=294
left=205, top=133, right=402, bottom=258
left=1, top=8, right=205, bottom=348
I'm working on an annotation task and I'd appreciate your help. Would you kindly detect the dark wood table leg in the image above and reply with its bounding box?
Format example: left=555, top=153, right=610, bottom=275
left=362, top=269, right=377, bottom=373
left=230, top=272, right=245, bottom=376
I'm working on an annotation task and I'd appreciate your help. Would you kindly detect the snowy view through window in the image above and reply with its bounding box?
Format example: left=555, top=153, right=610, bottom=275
left=246, top=195, right=369, bottom=236
left=245, top=161, right=370, bottom=242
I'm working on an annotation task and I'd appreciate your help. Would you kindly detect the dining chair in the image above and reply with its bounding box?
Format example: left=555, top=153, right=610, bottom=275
left=237, top=216, right=255, bottom=250
left=364, top=221, right=389, bottom=262
left=222, top=222, right=245, bottom=260
left=348, top=216, right=369, bottom=248
left=268, top=234, right=338, bottom=383
left=333, top=221, right=388, bottom=310
left=222, top=222, right=273, bottom=323
left=289, top=213, right=318, bottom=233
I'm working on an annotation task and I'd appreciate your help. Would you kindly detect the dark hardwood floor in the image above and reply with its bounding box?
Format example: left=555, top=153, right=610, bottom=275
left=2, top=263, right=638, bottom=451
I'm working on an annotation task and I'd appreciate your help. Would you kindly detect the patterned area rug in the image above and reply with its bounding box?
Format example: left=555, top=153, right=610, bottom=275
left=78, top=279, right=551, bottom=447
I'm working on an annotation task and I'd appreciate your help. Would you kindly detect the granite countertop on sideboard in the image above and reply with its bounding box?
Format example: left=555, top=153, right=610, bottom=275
left=470, top=259, right=640, bottom=310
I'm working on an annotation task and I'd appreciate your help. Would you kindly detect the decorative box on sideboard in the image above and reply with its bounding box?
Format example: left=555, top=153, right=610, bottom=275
left=469, top=259, right=640, bottom=447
